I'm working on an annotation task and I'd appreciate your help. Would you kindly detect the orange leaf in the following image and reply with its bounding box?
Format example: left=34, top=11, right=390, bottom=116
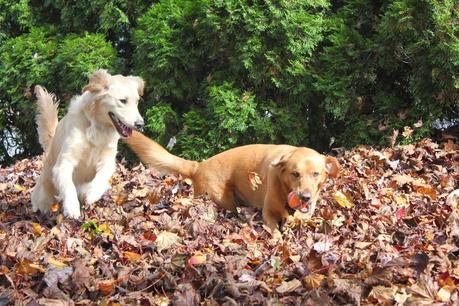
left=413, top=182, right=437, bottom=200
left=17, top=259, right=44, bottom=276
left=98, top=279, right=116, bottom=296
left=1, top=265, right=9, bottom=273
left=123, top=251, right=142, bottom=261
left=51, top=203, right=60, bottom=212
left=113, top=193, right=128, bottom=205
left=31, top=222, right=43, bottom=235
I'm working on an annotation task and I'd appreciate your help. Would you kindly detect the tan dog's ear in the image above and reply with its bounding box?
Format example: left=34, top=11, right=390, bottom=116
left=82, top=69, right=111, bottom=94
left=128, top=76, right=145, bottom=96
left=272, top=152, right=292, bottom=171
left=325, top=156, right=340, bottom=178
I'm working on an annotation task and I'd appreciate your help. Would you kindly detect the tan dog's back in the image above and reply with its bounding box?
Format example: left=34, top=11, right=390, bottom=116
left=193, top=144, right=294, bottom=209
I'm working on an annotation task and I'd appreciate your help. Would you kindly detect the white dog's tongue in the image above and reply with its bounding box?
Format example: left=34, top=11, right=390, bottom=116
left=124, top=126, right=133, bottom=137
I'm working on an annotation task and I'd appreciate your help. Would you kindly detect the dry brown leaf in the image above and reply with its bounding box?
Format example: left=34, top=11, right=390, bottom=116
left=248, top=171, right=263, bottom=191
left=155, top=231, right=182, bottom=252
left=276, top=279, right=302, bottom=294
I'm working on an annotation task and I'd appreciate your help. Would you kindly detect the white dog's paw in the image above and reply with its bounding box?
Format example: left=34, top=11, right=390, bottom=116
left=82, top=182, right=110, bottom=205
left=63, top=199, right=81, bottom=219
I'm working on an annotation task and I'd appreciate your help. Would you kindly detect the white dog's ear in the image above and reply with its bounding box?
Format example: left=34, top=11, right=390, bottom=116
left=128, top=76, right=145, bottom=97
left=325, top=156, right=340, bottom=178
left=82, top=69, right=111, bottom=94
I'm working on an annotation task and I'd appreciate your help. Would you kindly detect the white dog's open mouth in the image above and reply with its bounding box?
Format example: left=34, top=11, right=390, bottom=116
left=108, top=112, right=132, bottom=137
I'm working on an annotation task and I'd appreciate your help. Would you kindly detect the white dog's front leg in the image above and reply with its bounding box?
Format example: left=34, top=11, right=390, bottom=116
left=53, top=160, right=81, bottom=219
left=81, top=158, right=116, bottom=205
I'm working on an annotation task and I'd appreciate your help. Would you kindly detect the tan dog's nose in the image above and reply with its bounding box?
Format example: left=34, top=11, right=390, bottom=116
left=298, top=191, right=311, bottom=202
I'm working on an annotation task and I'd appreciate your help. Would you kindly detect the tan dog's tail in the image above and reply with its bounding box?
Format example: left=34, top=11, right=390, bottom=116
left=34, top=85, right=59, bottom=152
left=125, top=130, right=199, bottom=179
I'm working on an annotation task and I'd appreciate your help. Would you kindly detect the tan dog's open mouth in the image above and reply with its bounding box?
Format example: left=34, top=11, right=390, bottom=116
left=287, top=192, right=310, bottom=213
left=109, top=112, right=132, bottom=137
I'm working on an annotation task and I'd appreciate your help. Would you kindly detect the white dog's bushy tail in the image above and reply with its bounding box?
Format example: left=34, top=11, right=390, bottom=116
left=35, top=85, right=59, bottom=152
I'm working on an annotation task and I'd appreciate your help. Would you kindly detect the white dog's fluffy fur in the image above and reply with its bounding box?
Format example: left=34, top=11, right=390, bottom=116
left=31, top=70, right=144, bottom=218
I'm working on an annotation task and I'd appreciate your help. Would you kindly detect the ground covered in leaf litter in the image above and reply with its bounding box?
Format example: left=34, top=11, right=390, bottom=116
left=0, top=138, right=458, bottom=306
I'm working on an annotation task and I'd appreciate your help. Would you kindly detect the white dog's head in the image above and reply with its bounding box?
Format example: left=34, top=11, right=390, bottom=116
left=82, top=69, right=144, bottom=137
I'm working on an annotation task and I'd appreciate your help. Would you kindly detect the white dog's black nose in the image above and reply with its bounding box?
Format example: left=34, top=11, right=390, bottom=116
left=134, top=119, right=144, bottom=131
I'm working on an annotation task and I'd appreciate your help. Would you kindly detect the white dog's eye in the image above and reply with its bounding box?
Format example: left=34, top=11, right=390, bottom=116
left=119, top=98, right=127, bottom=104
left=312, top=171, right=320, bottom=177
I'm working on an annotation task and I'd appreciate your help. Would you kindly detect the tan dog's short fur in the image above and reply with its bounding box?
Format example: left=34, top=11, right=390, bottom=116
left=125, top=132, right=339, bottom=229
left=31, top=70, right=144, bottom=218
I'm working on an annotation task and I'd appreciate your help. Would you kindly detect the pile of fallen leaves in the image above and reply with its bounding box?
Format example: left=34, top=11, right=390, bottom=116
left=0, top=138, right=458, bottom=305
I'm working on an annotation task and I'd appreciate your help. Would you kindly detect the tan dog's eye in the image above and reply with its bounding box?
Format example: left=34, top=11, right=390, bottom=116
left=291, top=171, right=300, bottom=178
left=312, top=171, right=320, bottom=177
left=119, top=98, right=127, bottom=104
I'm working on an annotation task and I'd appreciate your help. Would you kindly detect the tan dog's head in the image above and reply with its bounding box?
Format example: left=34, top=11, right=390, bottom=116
left=273, top=148, right=339, bottom=212
left=82, top=69, right=144, bottom=137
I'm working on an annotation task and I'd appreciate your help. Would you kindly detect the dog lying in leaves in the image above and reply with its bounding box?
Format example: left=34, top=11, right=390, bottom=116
left=125, top=131, right=339, bottom=229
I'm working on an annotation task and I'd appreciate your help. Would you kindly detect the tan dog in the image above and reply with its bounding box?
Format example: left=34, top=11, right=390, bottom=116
left=31, top=70, right=145, bottom=218
left=125, top=131, right=339, bottom=229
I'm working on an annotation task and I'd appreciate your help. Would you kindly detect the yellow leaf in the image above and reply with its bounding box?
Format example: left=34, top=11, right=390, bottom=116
left=304, top=273, right=325, bottom=289
left=437, top=285, right=454, bottom=302
left=32, top=222, right=42, bottom=235
left=333, top=191, right=354, bottom=208
left=46, top=256, right=68, bottom=268
left=99, top=223, right=112, bottom=236
left=123, top=251, right=142, bottom=261
left=132, top=187, right=149, bottom=198
left=14, top=184, right=25, bottom=191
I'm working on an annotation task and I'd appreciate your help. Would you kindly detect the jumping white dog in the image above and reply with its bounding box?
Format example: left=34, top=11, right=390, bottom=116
left=31, top=69, right=145, bottom=218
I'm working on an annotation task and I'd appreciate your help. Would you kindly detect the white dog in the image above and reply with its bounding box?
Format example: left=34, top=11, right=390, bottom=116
left=31, top=70, right=145, bottom=218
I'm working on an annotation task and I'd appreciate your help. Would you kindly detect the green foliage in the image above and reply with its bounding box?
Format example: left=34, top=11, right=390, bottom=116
left=0, top=0, right=458, bottom=165
left=0, top=27, right=57, bottom=163
left=135, top=0, right=329, bottom=159
left=314, top=0, right=459, bottom=147
left=0, top=0, right=33, bottom=43
left=55, top=33, right=119, bottom=94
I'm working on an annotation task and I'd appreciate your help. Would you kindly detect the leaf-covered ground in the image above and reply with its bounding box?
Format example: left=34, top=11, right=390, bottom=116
left=0, top=138, right=458, bottom=305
